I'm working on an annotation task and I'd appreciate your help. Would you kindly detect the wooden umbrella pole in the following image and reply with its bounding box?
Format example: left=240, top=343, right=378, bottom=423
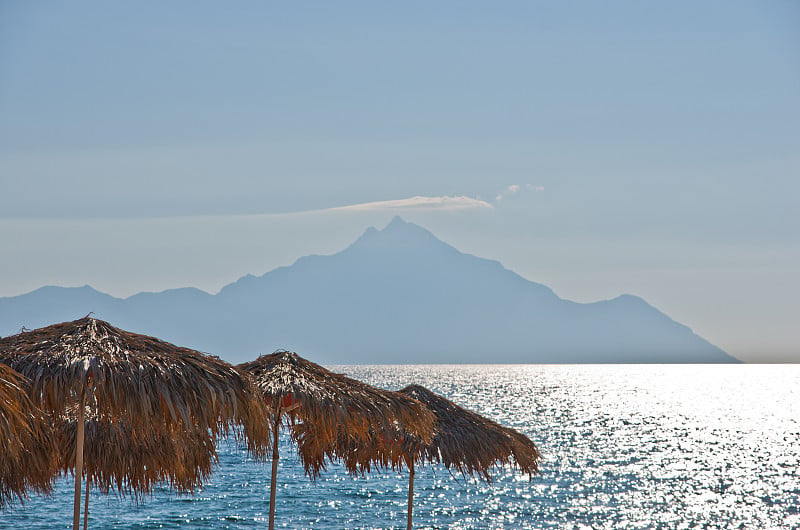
left=83, top=479, right=90, bottom=530
left=268, top=416, right=280, bottom=530
left=407, top=459, right=415, bottom=530
left=73, top=387, right=86, bottom=530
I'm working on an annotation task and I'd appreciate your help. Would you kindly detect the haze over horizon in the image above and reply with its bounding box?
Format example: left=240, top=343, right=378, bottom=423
left=0, top=216, right=737, bottom=365
left=1, top=2, right=798, bottom=362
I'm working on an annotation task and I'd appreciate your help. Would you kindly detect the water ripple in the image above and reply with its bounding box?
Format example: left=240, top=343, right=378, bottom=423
left=3, top=365, right=797, bottom=529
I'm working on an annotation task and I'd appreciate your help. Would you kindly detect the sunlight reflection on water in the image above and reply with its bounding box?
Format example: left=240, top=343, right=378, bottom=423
left=4, top=364, right=798, bottom=529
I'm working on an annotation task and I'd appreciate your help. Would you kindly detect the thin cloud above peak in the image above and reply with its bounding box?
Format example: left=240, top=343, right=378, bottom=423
left=136, top=195, right=494, bottom=220
left=322, top=195, right=493, bottom=213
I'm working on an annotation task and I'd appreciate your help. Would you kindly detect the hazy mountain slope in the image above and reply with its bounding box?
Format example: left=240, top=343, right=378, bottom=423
left=0, top=217, right=736, bottom=364
left=0, top=285, right=123, bottom=335
left=208, top=218, right=731, bottom=363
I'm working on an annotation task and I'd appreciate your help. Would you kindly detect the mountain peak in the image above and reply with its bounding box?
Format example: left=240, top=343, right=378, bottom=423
left=377, top=216, right=429, bottom=236
left=347, top=217, right=452, bottom=254
left=384, top=215, right=411, bottom=231
left=379, top=216, right=439, bottom=240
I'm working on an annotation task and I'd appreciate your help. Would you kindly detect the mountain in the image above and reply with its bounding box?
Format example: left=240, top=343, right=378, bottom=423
left=0, top=217, right=737, bottom=364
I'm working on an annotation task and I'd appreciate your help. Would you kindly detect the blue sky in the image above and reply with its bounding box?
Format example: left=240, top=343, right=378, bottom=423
left=1, top=1, right=798, bottom=361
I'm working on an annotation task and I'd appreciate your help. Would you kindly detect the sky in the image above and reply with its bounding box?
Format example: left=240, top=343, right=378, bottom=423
left=1, top=1, right=798, bottom=362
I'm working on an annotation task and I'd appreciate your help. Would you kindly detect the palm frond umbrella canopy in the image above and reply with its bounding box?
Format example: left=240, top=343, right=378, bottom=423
left=56, top=408, right=217, bottom=496
left=396, top=384, right=542, bottom=529
left=0, top=363, right=59, bottom=509
left=304, top=384, right=541, bottom=529
left=293, top=416, right=425, bottom=478
left=0, top=317, right=270, bottom=530
left=237, top=350, right=436, bottom=530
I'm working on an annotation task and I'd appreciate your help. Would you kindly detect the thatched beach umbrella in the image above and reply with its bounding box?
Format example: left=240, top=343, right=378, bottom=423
left=0, top=363, right=58, bottom=508
left=292, top=383, right=541, bottom=528
left=397, top=384, right=541, bottom=529
left=54, top=409, right=218, bottom=530
left=56, top=407, right=216, bottom=494
left=237, top=350, right=435, bottom=530
left=0, top=317, right=270, bottom=530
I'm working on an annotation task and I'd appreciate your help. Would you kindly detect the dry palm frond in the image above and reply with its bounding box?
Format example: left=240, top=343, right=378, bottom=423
left=0, top=317, right=269, bottom=457
left=0, top=364, right=58, bottom=508
left=0, top=316, right=270, bottom=530
left=296, top=384, right=541, bottom=481
left=238, top=350, right=435, bottom=476
left=293, top=419, right=427, bottom=476
left=399, top=384, right=541, bottom=480
left=55, top=405, right=216, bottom=497
left=296, top=383, right=541, bottom=530
left=239, top=350, right=436, bottom=530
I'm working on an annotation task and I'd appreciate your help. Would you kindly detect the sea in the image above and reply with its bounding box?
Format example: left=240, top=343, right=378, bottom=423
left=4, top=364, right=798, bottom=529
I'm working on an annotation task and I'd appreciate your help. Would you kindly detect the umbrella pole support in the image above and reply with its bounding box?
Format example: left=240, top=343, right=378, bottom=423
left=407, top=460, right=415, bottom=530
left=73, top=387, right=86, bottom=530
left=268, top=417, right=280, bottom=530
left=83, top=479, right=90, bottom=530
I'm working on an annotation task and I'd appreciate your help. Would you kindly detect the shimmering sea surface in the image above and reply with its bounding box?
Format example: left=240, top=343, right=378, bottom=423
left=4, top=365, right=799, bottom=529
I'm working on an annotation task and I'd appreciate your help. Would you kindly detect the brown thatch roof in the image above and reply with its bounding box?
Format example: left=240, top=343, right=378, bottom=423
left=0, top=363, right=58, bottom=508
left=295, top=384, right=542, bottom=481
left=293, top=419, right=425, bottom=476
left=399, top=384, right=541, bottom=480
left=0, top=317, right=271, bottom=488
left=238, top=350, right=435, bottom=476
left=55, top=404, right=216, bottom=496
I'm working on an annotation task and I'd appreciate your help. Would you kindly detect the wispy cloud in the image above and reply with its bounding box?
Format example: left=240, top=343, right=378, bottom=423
left=495, top=183, right=544, bottom=201
left=308, top=186, right=543, bottom=216
left=318, top=195, right=494, bottom=213
left=103, top=195, right=495, bottom=220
